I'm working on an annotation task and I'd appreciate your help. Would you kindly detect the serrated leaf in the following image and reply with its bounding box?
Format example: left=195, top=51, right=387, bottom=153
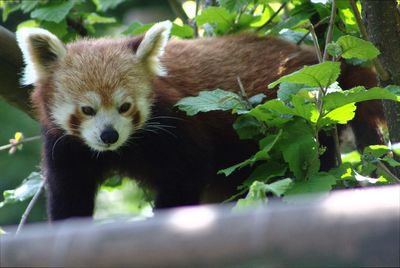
left=318, top=103, right=356, bottom=127
left=31, top=1, right=75, bottom=23
left=196, top=7, right=235, bottom=34
left=269, top=61, right=341, bottom=89
left=175, top=89, right=246, bottom=116
left=264, top=178, right=293, bottom=197
left=326, top=42, right=343, bottom=58
left=278, top=120, right=319, bottom=180
left=323, top=86, right=399, bottom=112
left=0, top=172, right=42, bottom=208
left=337, top=35, right=380, bottom=60
left=283, top=172, right=336, bottom=203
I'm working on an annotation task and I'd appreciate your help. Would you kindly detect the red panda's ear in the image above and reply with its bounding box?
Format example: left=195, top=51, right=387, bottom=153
left=16, top=28, right=66, bottom=85
left=136, top=21, right=172, bottom=77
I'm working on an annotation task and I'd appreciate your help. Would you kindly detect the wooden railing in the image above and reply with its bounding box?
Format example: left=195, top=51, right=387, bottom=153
left=1, top=185, right=399, bottom=267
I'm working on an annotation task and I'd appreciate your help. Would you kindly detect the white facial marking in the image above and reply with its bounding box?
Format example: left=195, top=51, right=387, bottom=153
left=81, top=108, right=133, bottom=151
left=51, top=101, right=75, bottom=133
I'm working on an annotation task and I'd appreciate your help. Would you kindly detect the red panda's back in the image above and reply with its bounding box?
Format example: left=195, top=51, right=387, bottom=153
left=155, top=34, right=318, bottom=103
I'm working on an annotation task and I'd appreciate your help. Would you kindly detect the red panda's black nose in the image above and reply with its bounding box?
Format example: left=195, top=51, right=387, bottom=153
left=100, top=127, right=119, bottom=145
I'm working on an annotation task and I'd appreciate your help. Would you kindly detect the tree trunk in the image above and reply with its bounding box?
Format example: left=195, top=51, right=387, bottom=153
left=361, top=0, right=400, bottom=177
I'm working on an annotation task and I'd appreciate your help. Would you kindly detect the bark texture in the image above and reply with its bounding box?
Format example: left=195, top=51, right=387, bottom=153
left=361, top=0, right=400, bottom=177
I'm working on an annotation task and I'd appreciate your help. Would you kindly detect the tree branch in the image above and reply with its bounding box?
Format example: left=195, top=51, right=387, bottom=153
left=0, top=26, right=33, bottom=118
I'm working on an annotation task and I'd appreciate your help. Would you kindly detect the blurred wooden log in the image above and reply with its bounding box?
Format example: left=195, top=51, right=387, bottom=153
left=1, top=186, right=399, bottom=267
left=0, top=25, right=33, bottom=117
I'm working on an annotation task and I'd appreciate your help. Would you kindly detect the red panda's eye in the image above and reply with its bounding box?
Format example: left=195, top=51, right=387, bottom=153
left=81, top=106, right=96, bottom=116
left=118, top=102, right=131, bottom=114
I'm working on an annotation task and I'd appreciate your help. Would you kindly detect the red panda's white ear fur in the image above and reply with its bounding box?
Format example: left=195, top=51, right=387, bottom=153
left=136, top=21, right=172, bottom=77
left=16, top=27, right=66, bottom=85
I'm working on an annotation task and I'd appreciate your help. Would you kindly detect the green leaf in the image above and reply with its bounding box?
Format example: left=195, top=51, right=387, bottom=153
left=240, top=162, right=287, bottom=189
left=92, top=0, right=125, bottom=11
left=233, top=114, right=264, bottom=140
left=196, top=7, right=235, bottom=34
left=219, top=131, right=282, bottom=176
left=264, top=178, right=293, bottom=197
left=122, top=22, right=153, bottom=36
left=2, top=2, right=21, bottom=22
left=337, top=35, right=380, bottom=60
left=217, top=0, right=248, bottom=12
left=268, top=61, right=341, bottom=89
left=382, top=156, right=400, bottom=167
left=291, top=95, right=319, bottom=123
left=278, top=120, right=319, bottom=180
left=326, top=42, right=343, bottom=58
left=171, top=23, right=194, bottom=39
left=318, top=103, right=356, bottom=127
left=233, top=181, right=267, bottom=211
left=31, top=1, right=75, bottom=23
left=270, top=12, right=311, bottom=35
left=363, top=145, right=389, bottom=159
left=283, top=172, right=337, bottom=203
left=85, top=13, right=116, bottom=24
left=0, top=172, right=42, bottom=208
left=323, top=86, right=399, bottom=112
left=40, top=20, right=68, bottom=38
left=175, top=89, right=246, bottom=116
left=20, top=1, right=40, bottom=13
left=277, top=82, right=317, bottom=103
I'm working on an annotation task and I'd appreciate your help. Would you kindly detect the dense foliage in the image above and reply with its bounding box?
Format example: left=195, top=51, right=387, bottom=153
left=1, top=0, right=399, bottom=227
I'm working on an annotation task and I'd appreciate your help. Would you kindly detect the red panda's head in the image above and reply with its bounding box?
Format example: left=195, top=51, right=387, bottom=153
left=16, top=21, right=172, bottom=151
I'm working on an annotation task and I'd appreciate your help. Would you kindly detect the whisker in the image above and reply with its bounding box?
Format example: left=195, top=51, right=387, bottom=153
left=51, top=134, right=68, bottom=160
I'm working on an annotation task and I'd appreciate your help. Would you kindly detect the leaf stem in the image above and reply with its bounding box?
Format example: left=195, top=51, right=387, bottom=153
left=322, top=0, right=337, bottom=61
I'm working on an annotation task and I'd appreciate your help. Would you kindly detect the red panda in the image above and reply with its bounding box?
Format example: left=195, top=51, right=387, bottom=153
left=16, top=21, right=383, bottom=220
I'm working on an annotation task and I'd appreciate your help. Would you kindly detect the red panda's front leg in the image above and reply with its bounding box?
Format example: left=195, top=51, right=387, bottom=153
left=43, top=132, right=101, bottom=221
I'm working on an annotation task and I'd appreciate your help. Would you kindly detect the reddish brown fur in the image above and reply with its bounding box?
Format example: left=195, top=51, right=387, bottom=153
left=31, top=33, right=383, bottom=218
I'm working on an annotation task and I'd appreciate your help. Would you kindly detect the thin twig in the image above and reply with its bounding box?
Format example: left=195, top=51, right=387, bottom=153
left=15, top=176, right=46, bottom=235
left=236, top=76, right=252, bottom=109
left=322, top=0, right=337, bottom=61
left=332, top=126, right=342, bottom=166
left=348, top=0, right=390, bottom=81
left=296, top=17, right=330, bottom=45
left=257, top=1, right=288, bottom=31
left=168, top=0, right=189, bottom=23
left=193, top=0, right=200, bottom=37
left=377, top=161, right=400, bottom=183
left=0, top=135, right=41, bottom=152
left=309, top=24, right=323, bottom=62
left=322, top=0, right=342, bottom=167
